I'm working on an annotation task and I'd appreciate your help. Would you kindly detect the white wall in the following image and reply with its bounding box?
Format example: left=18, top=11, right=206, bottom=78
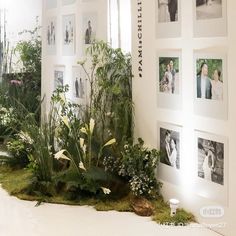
left=41, top=0, right=108, bottom=113
left=132, top=0, right=236, bottom=235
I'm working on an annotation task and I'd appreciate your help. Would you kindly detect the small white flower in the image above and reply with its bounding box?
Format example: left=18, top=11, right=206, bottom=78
left=61, top=116, right=70, bottom=129
left=82, top=144, right=87, bottom=154
left=101, top=187, right=111, bottom=195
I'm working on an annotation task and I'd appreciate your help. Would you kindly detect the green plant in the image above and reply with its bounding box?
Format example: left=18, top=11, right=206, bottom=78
left=104, top=138, right=161, bottom=198
left=78, top=41, right=133, bottom=147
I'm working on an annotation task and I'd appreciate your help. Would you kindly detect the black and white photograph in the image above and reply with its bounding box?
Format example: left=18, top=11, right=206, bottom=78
left=196, top=58, right=223, bottom=101
left=83, top=12, right=97, bottom=45
left=45, top=0, right=57, bottom=9
left=159, top=57, right=180, bottom=94
left=198, top=137, right=224, bottom=185
left=160, top=127, right=180, bottom=169
left=54, top=66, right=65, bottom=90
left=193, top=0, right=227, bottom=37
left=62, top=0, right=76, bottom=5
left=46, top=17, right=57, bottom=54
left=72, top=66, right=86, bottom=101
left=158, top=0, right=178, bottom=23
left=196, top=0, right=222, bottom=20
left=62, top=14, right=76, bottom=55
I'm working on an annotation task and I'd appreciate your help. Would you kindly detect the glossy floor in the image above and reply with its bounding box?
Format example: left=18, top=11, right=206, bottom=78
left=0, top=188, right=220, bottom=236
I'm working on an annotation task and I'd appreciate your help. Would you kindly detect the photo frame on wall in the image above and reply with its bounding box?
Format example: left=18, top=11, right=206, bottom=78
left=157, top=122, right=182, bottom=185
left=194, top=130, right=228, bottom=205
left=157, top=50, right=182, bottom=110
left=62, top=14, right=76, bottom=56
left=46, top=17, right=57, bottom=55
left=62, top=0, right=76, bottom=5
left=156, top=0, right=181, bottom=38
left=72, top=66, right=87, bottom=105
left=193, top=52, right=228, bottom=119
left=45, top=0, right=57, bottom=9
left=82, top=12, right=98, bottom=46
left=54, top=65, right=65, bottom=90
left=193, top=0, right=227, bottom=37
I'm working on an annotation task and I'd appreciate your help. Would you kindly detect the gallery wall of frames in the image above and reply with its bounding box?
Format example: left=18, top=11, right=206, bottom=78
left=132, top=0, right=236, bottom=235
left=41, top=0, right=108, bottom=112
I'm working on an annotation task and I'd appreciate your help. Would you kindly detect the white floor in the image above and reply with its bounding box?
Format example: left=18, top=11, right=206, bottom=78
left=0, top=187, right=220, bottom=236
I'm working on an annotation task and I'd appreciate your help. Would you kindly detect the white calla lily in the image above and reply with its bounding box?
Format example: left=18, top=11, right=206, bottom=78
left=101, top=187, right=111, bottom=195
left=80, top=127, right=87, bottom=134
left=103, top=138, right=116, bottom=147
left=79, top=162, right=86, bottom=171
left=89, top=118, right=95, bottom=134
left=80, top=138, right=85, bottom=148
left=62, top=116, right=70, bottom=129
left=82, top=144, right=87, bottom=154
left=54, top=150, right=70, bottom=161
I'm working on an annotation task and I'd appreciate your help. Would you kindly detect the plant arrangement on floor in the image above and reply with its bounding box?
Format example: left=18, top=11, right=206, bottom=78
left=0, top=41, right=195, bottom=225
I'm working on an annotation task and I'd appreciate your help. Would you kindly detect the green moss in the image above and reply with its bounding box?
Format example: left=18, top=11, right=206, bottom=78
left=0, top=166, right=195, bottom=225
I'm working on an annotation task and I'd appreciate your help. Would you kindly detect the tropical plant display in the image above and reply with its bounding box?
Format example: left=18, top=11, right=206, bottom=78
left=0, top=41, right=194, bottom=225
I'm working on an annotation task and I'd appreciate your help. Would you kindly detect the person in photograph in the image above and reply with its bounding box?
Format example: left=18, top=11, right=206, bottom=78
left=65, top=25, right=69, bottom=44
left=69, top=21, right=73, bottom=43
left=168, top=0, right=178, bottom=22
left=75, top=77, right=79, bottom=98
left=85, top=20, right=92, bottom=44
left=47, top=25, right=51, bottom=45
left=164, top=130, right=172, bottom=165
left=197, top=62, right=212, bottom=99
left=162, top=63, right=173, bottom=93
left=158, top=0, right=170, bottom=23
left=202, top=145, right=215, bottom=181
left=211, top=69, right=223, bottom=100
left=170, top=60, right=176, bottom=93
left=168, top=138, right=177, bottom=168
left=79, top=78, right=84, bottom=98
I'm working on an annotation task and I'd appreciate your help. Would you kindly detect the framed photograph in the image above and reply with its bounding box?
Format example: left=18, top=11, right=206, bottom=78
left=46, top=17, right=57, bottom=55
left=193, top=0, right=227, bottom=37
left=54, top=66, right=65, bottom=90
left=82, top=12, right=97, bottom=45
left=194, top=52, right=228, bottom=119
left=62, top=14, right=76, bottom=55
left=45, top=0, right=57, bottom=9
left=62, top=0, right=76, bottom=5
left=157, top=51, right=182, bottom=110
left=157, top=122, right=182, bottom=185
left=72, top=66, right=87, bottom=104
left=156, top=0, right=181, bottom=38
left=195, top=130, right=228, bottom=205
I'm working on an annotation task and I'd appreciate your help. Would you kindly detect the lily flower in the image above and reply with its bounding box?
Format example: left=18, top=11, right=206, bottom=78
left=79, top=161, right=86, bottom=171
left=103, top=138, right=116, bottom=147
left=89, top=118, right=95, bottom=134
left=54, top=150, right=70, bottom=161
left=101, top=187, right=111, bottom=195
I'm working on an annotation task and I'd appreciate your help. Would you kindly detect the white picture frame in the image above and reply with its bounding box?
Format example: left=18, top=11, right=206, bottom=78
left=194, top=130, right=228, bottom=205
left=157, top=122, right=182, bottom=185
left=156, top=0, right=181, bottom=38
left=157, top=50, right=182, bottom=110
left=46, top=17, right=57, bottom=55
left=193, top=52, right=228, bottom=120
left=62, top=14, right=76, bottom=56
left=193, top=0, right=227, bottom=37
left=54, top=65, right=65, bottom=90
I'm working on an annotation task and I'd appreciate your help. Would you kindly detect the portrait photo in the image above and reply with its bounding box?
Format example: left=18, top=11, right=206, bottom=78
left=62, top=14, right=76, bottom=55
left=159, top=57, right=180, bottom=95
left=196, top=58, right=223, bottom=101
left=72, top=66, right=86, bottom=101
left=159, top=127, right=180, bottom=170
left=198, top=137, right=224, bottom=185
left=157, top=0, right=178, bottom=23
left=196, top=0, right=222, bottom=20
left=54, top=66, right=65, bottom=90
left=46, top=17, right=57, bottom=55
left=83, top=12, right=97, bottom=45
